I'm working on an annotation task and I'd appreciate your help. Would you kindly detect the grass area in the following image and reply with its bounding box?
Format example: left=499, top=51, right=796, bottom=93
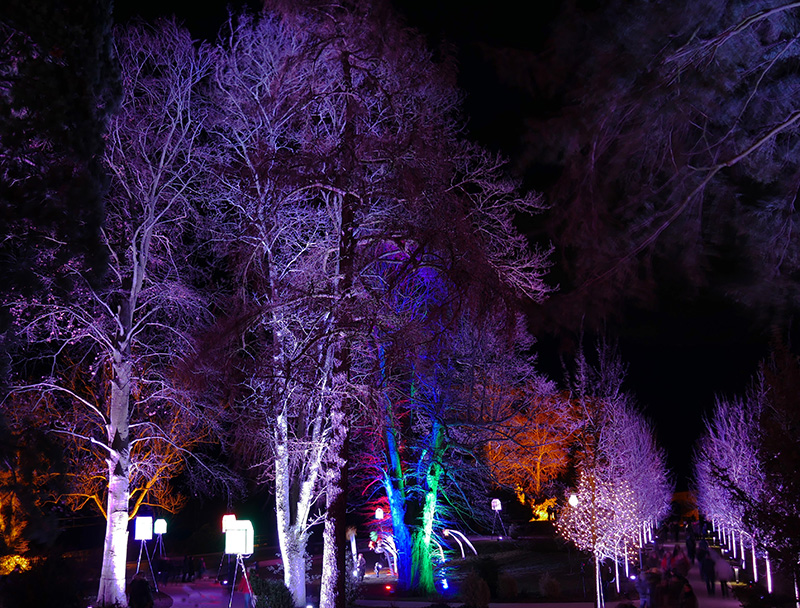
left=359, top=522, right=605, bottom=604
left=443, top=537, right=594, bottom=602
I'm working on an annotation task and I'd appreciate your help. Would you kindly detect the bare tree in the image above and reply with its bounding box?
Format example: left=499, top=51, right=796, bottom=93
left=558, top=343, right=672, bottom=608
left=693, top=343, right=800, bottom=582
left=208, top=3, right=552, bottom=605
left=485, top=388, right=575, bottom=504
left=6, top=21, right=222, bottom=607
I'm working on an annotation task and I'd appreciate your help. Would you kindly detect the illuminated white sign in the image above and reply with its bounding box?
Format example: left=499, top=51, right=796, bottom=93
left=135, top=516, right=153, bottom=541
left=154, top=518, right=167, bottom=535
left=375, top=508, right=384, bottom=520
left=224, top=519, right=254, bottom=555
left=221, top=513, right=237, bottom=532
left=491, top=499, right=502, bottom=512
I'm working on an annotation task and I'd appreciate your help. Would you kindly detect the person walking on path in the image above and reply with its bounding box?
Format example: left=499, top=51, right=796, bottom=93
left=700, top=554, right=716, bottom=596
left=696, top=538, right=709, bottom=567
left=714, top=555, right=735, bottom=598
left=685, top=530, right=696, bottom=564
left=679, top=581, right=698, bottom=608
left=128, top=574, right=154, bottom=608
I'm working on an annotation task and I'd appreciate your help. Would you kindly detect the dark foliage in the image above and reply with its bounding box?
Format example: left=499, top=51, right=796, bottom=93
left=508, top=0, right=800, bottom=336
left=0, top=0, right=119, bottom=379
left=0, top=553, right=89, bottom=608
left=748, top=342, right=800, bottom=576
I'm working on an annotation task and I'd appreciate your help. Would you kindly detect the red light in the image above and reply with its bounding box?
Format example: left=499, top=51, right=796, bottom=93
left=385, top=585, right=392, bottom=591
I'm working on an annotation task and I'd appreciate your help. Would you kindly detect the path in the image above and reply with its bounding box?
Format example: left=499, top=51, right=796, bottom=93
left=155, top=578, right=248, bottom=608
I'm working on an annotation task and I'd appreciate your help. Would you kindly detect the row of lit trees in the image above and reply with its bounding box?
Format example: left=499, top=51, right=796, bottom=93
left=693, top=342, right=800, bottom=597
left=2, top=3, right=553, bottom=607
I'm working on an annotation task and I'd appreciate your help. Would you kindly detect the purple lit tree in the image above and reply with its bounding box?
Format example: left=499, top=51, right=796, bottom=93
left=558, top=343, right=671, bottom=608
left=693, top=392, right=762, bottom=549
left=693, top=343, right=800, bottom=586
left=207, top=3, right=551, bottom=605
left=6, top=22, right=233, bottom=607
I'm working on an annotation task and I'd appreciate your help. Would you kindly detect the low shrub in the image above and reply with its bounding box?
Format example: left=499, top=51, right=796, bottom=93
left=250, top=576, right=295, bottom=608
left=498, top=573, right=518, bottom=600
left=461, top=571, right=491, bottom=608
left=539, top=571, right=561, bottom=598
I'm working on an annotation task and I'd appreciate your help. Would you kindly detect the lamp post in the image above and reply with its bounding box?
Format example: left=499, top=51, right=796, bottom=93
left=491, top=499, right=506, bottom=539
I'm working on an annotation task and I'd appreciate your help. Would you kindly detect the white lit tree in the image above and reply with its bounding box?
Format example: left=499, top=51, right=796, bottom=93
left=558, top=343, right=671, bottom=608
left=693, top=391, right=763, bottom=545
left=8, top=22, right=225, bottom=607
left=208, top=3, right=551, bottom=606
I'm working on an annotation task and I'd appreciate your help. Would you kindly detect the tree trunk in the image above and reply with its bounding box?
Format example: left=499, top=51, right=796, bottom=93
left=97, top=356, right=131, bottom=607
left=386, top=484, right=413, bottom=590
left=275, top=422, right=311, bottom=608
left=319, top=405, right=349, bottom=608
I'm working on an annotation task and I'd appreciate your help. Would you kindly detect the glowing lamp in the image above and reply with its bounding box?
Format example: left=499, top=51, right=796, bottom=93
left=568, top=493, right=579, bottom=507
left=154, top=518, right=167, bottom=535
left=442, top=578, right=449, bottom=590
left=375, top=508, right=384, bottom=520
left=221, top=513, right=237, bottom=532
left=134, top=516, right=153, bottom=541
left=224, top=519, right=254, bottom=555
left=491, top=498, right=502, bottom=512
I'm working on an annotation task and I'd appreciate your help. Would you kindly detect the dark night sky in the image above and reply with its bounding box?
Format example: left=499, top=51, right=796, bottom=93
left=112, top=0, right=781, bottom=489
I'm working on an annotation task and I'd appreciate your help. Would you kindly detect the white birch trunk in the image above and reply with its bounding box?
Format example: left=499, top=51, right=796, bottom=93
left=97, top=355, right=131, bottom=607
left=275, top=411, right=308, bottom=607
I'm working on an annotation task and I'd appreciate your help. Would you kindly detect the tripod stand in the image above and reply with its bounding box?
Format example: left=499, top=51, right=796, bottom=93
left=228, top=553, right=251, bottom=608
left=136, top=539, right=159, bottom=593
left=492, top=510, right=507, bottom=539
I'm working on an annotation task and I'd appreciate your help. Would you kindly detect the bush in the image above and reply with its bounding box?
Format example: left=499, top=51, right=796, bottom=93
left=0, top=554, right=86, bottom=608
left=539, top=571, right=561, bottom=598
left=498, top=573, right=518, bottom=600
left=472, top=557, right=499, bottom=597
left=250, top=576, right=295, bottom=608
left=461, top=571, right=491, bottom=608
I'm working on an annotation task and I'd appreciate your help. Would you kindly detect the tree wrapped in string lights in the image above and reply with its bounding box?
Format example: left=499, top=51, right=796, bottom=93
left=558, top=343, right=671, bottom=608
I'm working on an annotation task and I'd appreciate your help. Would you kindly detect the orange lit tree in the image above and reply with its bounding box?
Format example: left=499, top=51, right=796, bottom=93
left=485, top=389, right=577, bottom=511
left=0, top=403, right=67, bottom=574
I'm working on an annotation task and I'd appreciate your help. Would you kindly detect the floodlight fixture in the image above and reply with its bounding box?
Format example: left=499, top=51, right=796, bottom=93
left=224, top=519, right=254, bottom=555
left=154, top=518, right=167, bottom=535
left=491, top=498, right=502, bottom=512
left=134, top=516, right=153, bottom=541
